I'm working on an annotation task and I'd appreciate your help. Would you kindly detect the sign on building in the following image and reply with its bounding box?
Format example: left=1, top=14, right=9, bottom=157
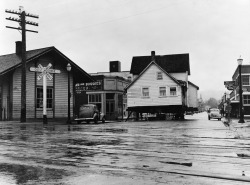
left=224, top=81, right=236, bottom=90
left=75, top=80, right=103, bottom=94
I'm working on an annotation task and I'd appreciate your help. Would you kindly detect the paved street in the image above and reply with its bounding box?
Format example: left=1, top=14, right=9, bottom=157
left=0, top=112, right=250, bottom=184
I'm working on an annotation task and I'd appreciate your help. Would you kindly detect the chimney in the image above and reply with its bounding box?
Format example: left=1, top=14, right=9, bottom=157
left=16, top=41, right=22, bottom=56
left=109, top=61, right=121, bottom=72
left=151, top=51, right=155, bottom=62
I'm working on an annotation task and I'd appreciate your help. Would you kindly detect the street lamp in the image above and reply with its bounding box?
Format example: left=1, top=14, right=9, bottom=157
left=67, top=63, right=71, bottom=124
left=237, top=57, right=245, bottom=123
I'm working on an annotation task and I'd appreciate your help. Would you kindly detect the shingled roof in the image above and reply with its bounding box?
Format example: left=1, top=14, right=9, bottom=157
left=130, top=53, right=190, bottom=75
left=0, top=46, right=94, bottom=83
left=0, top=47, right=53, bottom=75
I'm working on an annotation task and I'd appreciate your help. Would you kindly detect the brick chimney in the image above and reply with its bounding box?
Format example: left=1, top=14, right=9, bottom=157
left=151, top=51, right=155, bottom=62
left=16, top=41, right=22, bottom=56
left=109, top=61, right=121, bottom=72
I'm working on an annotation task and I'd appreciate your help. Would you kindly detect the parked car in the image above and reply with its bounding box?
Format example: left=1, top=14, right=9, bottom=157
left=75, top=104, right=105, bottom=124
left=208, top=108, right=222, bottom=121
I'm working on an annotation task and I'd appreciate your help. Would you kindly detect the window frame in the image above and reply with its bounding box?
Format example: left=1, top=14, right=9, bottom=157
left=88, top=94, right=102, bottom=104
left=242, top=75, right=250, bottom=86
left=169, top=86, right=177, bottom=96
left=36, top=87, right=53, bottom=109
left=243, top=95, right=250, bottom=105
left=157, top=72, right=163, bottom=80
left=159, top=86, right=166, bottom=97
left=142, top=87, right=150, bottom=98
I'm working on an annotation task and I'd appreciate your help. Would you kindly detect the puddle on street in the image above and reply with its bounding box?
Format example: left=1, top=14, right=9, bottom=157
left=0, top=163, right=71, bottom=184
left=97, top=128, right=128, bottom=134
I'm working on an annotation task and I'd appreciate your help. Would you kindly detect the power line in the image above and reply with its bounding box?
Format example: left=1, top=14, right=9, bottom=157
left=5, top=6, right=39, bottom=123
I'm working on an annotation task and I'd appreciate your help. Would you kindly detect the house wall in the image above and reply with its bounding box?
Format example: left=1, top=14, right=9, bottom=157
left=188, top=84, right=198, bottom=108
left=171, top=73, right=187, bottom=81
left=127, top=64, right=182, bottom=108
left=12, top=56, right=73, bottom=120
left=1, top=76, right=10, bottom=120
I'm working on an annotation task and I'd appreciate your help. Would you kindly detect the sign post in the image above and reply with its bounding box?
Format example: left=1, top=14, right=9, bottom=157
left=30, top=63, right=61, bottom=124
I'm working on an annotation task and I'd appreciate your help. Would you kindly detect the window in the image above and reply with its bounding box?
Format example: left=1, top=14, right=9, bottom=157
left=170, top=87, right=177, bottom=96
left=242, top=75, right=250, bottom=85
left=36, top=87, right=53, bottom=108
left=159, top=87, right=166, bottom=97
left=157, top=72, right=163, bottom=80
left=89, top=94, right=102, bottom=103
left=142, top=87, right=149, bottom=97
left=243, top=95, right=250, bottom=104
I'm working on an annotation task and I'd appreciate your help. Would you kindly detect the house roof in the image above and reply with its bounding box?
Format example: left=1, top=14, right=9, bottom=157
left=125, top=61, right=181, bottom=91
left=0, top=46, right=94, bottom=83
left=188, top=81, right=199, bottom=90
left=130, top=53, right=190, bottom=75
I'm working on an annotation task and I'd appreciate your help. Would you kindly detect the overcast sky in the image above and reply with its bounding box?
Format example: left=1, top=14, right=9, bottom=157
left=1, top=0, right=250, bottom=100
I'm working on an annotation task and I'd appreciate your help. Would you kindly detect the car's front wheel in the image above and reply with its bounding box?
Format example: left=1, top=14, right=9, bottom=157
left=102, top=117, right=105, bottom=123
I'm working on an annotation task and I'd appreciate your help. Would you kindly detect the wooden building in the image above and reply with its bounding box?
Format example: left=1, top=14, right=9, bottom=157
left=228, top=65, right=250, bottom=118
left=0, top=41, right=93, bottom=121
left=125, top=51, right=199, bottom=119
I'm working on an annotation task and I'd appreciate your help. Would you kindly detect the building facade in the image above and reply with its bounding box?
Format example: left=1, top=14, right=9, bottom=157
left=75, top=61, right=131, bottom=120
left=228, top=65, right=250, bottom=117
left=125, top=51, right=199, bottom=119
left=0, top=42, right=93, bottom=121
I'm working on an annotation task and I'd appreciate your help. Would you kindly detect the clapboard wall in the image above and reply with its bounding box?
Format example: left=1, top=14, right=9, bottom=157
left=12, top=56, right=73, bottom=120
left=127, top=64, right=182, bottom=108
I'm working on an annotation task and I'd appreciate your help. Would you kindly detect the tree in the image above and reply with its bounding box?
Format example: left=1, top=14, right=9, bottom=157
left=204, top=98, right=219, bottom=108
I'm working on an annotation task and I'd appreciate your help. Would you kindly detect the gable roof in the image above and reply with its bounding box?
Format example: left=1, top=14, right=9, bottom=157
left=188, top=81, right=199, bottom=90
left=0, top=46, right=94, bottom=83
left=125, top=61, right=181, bottom=91
left=130, top=53, right=190, bottom=75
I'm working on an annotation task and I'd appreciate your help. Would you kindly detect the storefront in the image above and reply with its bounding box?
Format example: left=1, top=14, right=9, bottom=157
left=75, top=75, right=130, bottom=120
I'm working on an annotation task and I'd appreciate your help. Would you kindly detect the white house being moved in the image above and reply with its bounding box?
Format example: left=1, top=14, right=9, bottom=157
left=125, top=51, right=199, bottom=120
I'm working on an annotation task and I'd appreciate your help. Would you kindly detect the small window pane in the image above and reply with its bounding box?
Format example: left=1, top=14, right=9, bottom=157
left=242, top=76, right=249, bottom=85
left=142, top=88, right=149, bottom=97
left=170, top=87, right=176, bottom=96
left=159, top=87, right=166, bottom=96
left=157, top=72, right=163, bottom=80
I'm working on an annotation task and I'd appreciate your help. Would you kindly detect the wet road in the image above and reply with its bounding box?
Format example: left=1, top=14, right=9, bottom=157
left=0, top=112, right=250, bottom=184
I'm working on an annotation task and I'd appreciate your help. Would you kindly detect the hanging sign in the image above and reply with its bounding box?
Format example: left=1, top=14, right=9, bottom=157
left=224, top=81, right=236, bottom=90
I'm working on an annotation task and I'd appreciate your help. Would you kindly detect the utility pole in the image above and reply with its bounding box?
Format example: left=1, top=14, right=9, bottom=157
left=5, top=6, right=38, bottom=122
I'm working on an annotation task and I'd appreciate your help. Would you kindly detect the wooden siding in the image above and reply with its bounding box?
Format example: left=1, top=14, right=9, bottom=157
left=188, top=83, right=198, bottom=108
left=127, top=64, right=182, bottom=108
left=1, top=77, right=10, bottom=120
left=54, top=64, right=73, bottom=118
left=12, top=56, right=73, bottom=120
left=12, top=68, right=21, bottom=120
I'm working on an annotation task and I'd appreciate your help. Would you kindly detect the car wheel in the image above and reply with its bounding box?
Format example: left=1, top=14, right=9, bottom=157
left=208, top=116, right=210, bottom=120
left=94, top=116, right=98, bottom=124
left=102, top=117, right=105, bottom=123
left=218, top=118, right=221, bottom=121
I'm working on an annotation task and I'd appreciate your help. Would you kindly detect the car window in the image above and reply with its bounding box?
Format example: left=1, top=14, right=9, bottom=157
left=210, top=109, right=219, bottom=112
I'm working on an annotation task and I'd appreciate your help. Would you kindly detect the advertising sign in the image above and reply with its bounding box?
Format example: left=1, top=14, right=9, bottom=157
left=75, top=80, right=103, bottom=94
left=224, top=81, right=236, bottom=90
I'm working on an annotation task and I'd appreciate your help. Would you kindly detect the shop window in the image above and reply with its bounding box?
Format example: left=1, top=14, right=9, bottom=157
left=89, top=94, right=102, bottom=103
left=170, top=87, right=177, bottom=96
left=36, top=87, right=53, bottom=109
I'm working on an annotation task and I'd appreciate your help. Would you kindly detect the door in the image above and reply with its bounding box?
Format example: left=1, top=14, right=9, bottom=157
left=106, top=100, right=115, bottom=120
